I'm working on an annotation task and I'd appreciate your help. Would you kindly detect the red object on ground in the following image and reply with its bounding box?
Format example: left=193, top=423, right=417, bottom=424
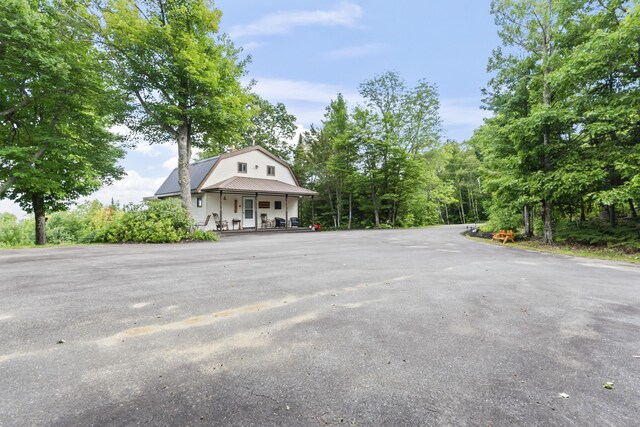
left=313, top=224, right=321, bottom=231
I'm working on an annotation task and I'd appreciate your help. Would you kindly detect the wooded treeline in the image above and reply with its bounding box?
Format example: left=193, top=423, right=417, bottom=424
left=473, top=0, right=640, bottom=243
left=291, top=72, right=485, bottom=229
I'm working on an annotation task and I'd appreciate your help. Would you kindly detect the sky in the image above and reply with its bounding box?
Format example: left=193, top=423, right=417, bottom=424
left=1, top=0, right=500, bottom=218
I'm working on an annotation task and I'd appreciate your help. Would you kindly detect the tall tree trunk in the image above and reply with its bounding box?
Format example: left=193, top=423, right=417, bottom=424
left=371, top=183, right=380, bottom=226
left=458, top=187, right=466, bottom=224
left=32, top=193, right=46, bottom=245
left=524, top=205, right=532, bottom=238
left=335, top=188, right=341, bottom=228
left=580, top=199, right=586, bottom=221
left=530, top=205, right=535, bottom=237
left=542, top=199, right=553, bottom=244
left=444, top=203, right=449, bottom=225
left=391, top=200, right=396, bottom=227
left=609, top=204, right=617, bottom=227
left=541, top=3, right=554, bottom=244
left=177, top=123, right=192, bottom=220
left=629, top=199, right=638, bottom=221
left=348, top=193, right=352, bottom=229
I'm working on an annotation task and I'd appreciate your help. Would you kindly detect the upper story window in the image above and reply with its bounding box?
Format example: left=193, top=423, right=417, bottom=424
left=267, top=165, right=275, bottom=176
left=238, top=162, right=247, bottom=173
left=196, top=197, right=203, bottom=208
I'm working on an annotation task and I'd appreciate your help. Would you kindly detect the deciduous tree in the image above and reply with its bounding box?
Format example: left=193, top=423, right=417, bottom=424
left=102, top=0, right=252, bottom=218
left=0, top=0, right=125, bottom=244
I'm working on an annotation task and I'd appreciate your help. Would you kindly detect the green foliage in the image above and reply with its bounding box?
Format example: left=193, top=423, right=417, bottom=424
left=0, top=199, right=217, bottom=246
left=0, top=0, right=126, bottom=244
left=102, top=199, right=192, bottom=243
left=476, top=0, right=640, bottom=246
left=293, top=72, right=472, bottom=230
left=554, top=220, right=640, bottom=251
left=0, top=213, right=32, bottom=247
left=102, top=0, right=253, bottom=216
left=191, top=229, right=219, bottom=241
left=202, top=95, right=297, bottom=161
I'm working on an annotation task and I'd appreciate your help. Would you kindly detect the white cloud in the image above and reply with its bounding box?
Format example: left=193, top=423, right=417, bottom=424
left=132, top=142, right=167, bottom=157
left=324, top=43, right=387, bottom=60
left=163, top=156, right=178, bottom=171
left=230, top=2, right=363, bottom=38
left=241, top=41, right=266, bottom=51
left=440, top=98, right=490, bottom=127
left=0, top=170, right=166, bottom=218
left=250, top=77, right=360, bottom=104
left=0, top=199, right=28, bottom=219
left=161, top=145, right=204, bottom=171
left=247, top=77, right=363, bottom=127
left=439, top=98, right=491, bottom=141
left=82, top=170, right=166, bottom=206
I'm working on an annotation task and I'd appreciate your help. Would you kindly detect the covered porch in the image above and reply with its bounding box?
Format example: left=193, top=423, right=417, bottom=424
left=199, top=176, right=318, bottom=232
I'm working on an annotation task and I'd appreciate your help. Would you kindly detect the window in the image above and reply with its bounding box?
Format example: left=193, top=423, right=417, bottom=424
left=267, top=165, right=275, bottom=176
left=275, top=201, right=282, bottom=210
left=238, top=162, right=247, bottom=173
left=196, top=197, right=203, bottom=208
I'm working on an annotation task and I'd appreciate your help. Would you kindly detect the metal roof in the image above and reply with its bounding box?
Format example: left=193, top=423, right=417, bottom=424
left=154, top=156, right=219, bottom=196
left=202, top=176, right=318, bottom=196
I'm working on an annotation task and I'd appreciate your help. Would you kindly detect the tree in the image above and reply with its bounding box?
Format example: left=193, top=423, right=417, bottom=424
left=102, top=0, right=252, bottom=218
left=324, top=94, right=357, bottom=228
left=489, top=0, right=585, bottom=242
left=0, top=0, right=125, bottom=245
left=357, top=71, right=442, bottom=226
left=240, top=96, right=297, bottom=160
left=200, top=95, right=297, bottom=161
left=477, top=1, right=638, bottom=240
left=553, top=1, right=640, bottom=225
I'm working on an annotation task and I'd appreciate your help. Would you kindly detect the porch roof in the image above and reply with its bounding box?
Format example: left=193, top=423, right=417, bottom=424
left=202, top=176, right=318, bottom=196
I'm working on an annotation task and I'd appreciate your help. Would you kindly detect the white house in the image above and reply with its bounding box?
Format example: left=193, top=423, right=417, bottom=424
left=153, top=145, right=318, bottom=230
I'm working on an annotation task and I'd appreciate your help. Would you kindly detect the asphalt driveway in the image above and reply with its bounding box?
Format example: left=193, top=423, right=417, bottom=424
left=1, top=225, right=639, bottom=426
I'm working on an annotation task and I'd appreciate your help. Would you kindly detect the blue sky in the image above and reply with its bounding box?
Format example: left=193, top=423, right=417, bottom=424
left=1, top=0, right=499, bottom=217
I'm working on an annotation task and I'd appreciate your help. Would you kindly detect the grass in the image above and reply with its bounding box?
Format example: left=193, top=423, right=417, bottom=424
left=467, top=235, right=640, bottom=265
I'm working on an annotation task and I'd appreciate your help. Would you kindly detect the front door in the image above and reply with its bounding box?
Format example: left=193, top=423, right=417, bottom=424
left=243, top=197, right=255, bottom=228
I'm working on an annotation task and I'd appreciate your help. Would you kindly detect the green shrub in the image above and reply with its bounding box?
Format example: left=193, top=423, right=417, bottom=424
left=46, top=210, right=94, bottom=244
left=0, top=213, right=33, bottom=246
left=101, top=199, right=191, bottom=243
left=191, top=229, right=218, bottom=241
left=485, top=204, right=522, bottom=231
left=555, top=220, right=640, bottom=251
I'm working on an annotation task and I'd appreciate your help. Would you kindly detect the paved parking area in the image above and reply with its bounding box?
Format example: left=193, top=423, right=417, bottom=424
left=1, top=225, right=639, bottom=426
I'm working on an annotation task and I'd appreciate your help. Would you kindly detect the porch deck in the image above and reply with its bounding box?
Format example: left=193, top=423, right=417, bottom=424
left=218, top=226, right=314, bottom=235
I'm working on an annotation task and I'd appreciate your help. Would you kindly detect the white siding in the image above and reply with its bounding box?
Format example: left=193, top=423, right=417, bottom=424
left=191, top=192, right=301, bottom=229
left=202, top=150, right=297, bottom=188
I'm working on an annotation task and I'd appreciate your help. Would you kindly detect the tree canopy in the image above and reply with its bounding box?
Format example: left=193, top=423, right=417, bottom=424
left=0, top=0, right=125, bottom=244
left=102, top=0, right=252, bottom=217
left=473, top=0, right=639, bottom=241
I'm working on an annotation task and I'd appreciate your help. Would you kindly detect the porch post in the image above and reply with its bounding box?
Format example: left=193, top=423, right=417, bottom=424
left=219, top=191, right=223, bottom=231
left=254, top=192, right=258, bottom=230
left=285, top=194, right=288, bottom=229
left=312, top=196, right=315, bottom=224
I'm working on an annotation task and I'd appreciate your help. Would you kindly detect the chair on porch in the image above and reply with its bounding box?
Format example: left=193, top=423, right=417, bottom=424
left=260, top=213, right=273, bottom=229
left=212, top=213, right=228, bottom=231
left=194, top=214, right=212, bottom=230
left=289, top=217, right=300, bottom=227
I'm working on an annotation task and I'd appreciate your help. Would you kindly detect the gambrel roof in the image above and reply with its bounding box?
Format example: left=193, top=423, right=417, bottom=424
left=154, top=146, right=317, bottom=197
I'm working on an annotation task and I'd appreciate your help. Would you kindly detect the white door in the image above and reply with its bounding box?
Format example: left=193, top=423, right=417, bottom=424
left=243, top=197, right=255, bottom=228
